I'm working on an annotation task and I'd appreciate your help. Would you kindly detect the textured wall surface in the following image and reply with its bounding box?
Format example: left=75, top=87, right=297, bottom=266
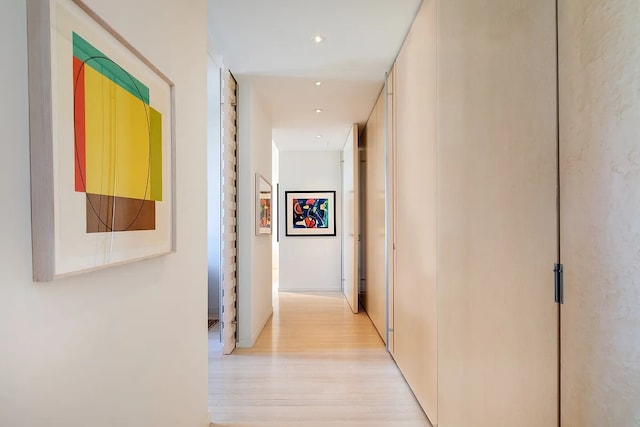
left=560, top=0, right=640, bottom=424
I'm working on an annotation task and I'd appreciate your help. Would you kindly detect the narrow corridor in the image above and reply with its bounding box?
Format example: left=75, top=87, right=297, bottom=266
left=208, top=292, right=430, bottom=426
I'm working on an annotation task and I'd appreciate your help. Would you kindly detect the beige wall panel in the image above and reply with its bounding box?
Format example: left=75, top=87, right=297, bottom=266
left=437, top=0, right=558, bottom=425
left=386, top=68, right=396, bottom=354
left=393, top=1, right=438, bottom=422
left=559, top=1, right=640, bottom=424
left=363, top=91, right=387, bottom=341
left=343, top=124, right=359, bottom=313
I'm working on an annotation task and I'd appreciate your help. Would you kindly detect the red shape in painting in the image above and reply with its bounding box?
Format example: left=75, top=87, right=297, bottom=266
left=73, top=56, right=86, bottom=192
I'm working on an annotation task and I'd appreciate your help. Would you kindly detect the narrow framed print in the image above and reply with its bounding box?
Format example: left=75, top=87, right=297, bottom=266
left=256, top=174, right=272, bottom=235
left=27, top=0, right=176, bottom=281
left=285, top=191, right=336, bottom=237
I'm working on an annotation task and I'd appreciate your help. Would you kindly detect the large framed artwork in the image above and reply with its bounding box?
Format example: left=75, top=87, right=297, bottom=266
left=256, top=174, right=272, bottom=235
left=27, top=0, right=175, bottom=281
left=285, top=191, right=336, bottom=237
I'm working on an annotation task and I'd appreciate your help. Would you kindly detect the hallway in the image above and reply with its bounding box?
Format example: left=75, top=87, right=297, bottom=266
left=208, top=292, right=430, bottom=426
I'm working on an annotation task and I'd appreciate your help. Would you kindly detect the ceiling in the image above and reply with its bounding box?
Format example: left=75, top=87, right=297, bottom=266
left=207, top=0, right=422, bottom=151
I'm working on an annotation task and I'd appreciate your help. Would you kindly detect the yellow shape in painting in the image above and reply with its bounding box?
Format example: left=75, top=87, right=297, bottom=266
left=84, top=65, right=152, bottom=200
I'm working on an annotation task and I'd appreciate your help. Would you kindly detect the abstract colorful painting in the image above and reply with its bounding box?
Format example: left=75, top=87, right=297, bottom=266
left=285, top=191, right=336, bottom=236
left=256, top=174, right=272, bottom=235
left=292, top=198, right=329, bottom=228
left=27, top=0, right=175, bottom=281
left=73, top=33, right=163, bottom=233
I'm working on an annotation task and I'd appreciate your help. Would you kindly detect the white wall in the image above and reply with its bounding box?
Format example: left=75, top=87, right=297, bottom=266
left=278, top=151, right=342, bottom=292
left=0, top=0, right=209, bottom=426
left=236, top=78, right=273, bottom=347
left=207, top=54, right=222, bottom=319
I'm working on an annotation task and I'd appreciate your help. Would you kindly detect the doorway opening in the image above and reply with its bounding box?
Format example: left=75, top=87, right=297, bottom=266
left=272, top=141, right=279, bottom=294
left=207, top=52, right=238, bottom=357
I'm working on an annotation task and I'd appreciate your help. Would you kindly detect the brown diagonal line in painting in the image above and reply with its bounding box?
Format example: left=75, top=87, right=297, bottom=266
left=73, top=55, right=153, bottom=232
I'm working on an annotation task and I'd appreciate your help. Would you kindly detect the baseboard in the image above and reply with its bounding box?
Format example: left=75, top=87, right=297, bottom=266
left=278, top=287, right=342, bottom=293
left=237, top=308, right=273, bottom=348
left=203, top=411, right=212, bottom=427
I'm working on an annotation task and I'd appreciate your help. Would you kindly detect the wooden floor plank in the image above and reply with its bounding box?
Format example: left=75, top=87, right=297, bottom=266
left=208, top=292, right=430, bottom=427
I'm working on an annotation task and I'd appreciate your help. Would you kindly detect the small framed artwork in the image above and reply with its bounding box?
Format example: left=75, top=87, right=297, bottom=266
left=285, top=191, right=336, bottom=237
left=27, top=0, right=175, bottom=281
left=256, top=174, right=272, bottom=235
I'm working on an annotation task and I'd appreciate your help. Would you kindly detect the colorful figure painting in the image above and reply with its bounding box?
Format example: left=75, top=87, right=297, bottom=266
left=256, top=174, right=272, bottom=235
left=259, top=196, right=271, bottom=229
left=285, top=191, right=336, bottom=236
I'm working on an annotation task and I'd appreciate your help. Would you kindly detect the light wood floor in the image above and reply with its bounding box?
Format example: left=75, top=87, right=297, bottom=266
left=208, top=291, right=430, bottom=427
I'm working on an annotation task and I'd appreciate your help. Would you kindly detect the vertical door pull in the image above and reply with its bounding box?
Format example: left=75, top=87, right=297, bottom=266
left=554, top=263, right=564, bottom=304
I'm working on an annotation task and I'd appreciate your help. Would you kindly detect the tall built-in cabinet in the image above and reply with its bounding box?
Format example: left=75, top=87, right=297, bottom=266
left=437, top=0, right=559, bottom=424
left=392, top=1, right=439, bottom=422
left=364, top=0, right=640, bottom=425
left=359, top=0, right=640, bottom=425
left=342, top=125, right=359, bottom=313
left=361, top=91, right=386, bottom=343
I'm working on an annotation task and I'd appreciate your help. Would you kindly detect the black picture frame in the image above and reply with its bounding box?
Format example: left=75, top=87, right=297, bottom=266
left=284, top=190, right=336, bottom=237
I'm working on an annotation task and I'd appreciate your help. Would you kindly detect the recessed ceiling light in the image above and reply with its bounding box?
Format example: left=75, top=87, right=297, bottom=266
left=313, top=34, right=324, bottom=44
left=314, top=108, right=323, bottom=113
left=315, top=81, right=322, bottom=86
left=316, top=135, right=322, bottom=139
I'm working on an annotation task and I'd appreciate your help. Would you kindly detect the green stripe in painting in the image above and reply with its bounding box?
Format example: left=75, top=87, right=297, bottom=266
left=149, top=106, right=163, bottom=201
left=73, top=32, right=150, bottom=104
